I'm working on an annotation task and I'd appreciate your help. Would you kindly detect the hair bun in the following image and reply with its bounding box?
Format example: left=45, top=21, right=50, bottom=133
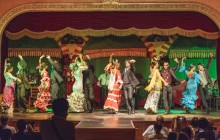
left=190, top=64, right=194, bottom=68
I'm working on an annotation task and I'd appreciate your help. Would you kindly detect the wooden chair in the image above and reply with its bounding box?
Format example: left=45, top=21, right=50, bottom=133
left=28, top=86, right=39, bottom=108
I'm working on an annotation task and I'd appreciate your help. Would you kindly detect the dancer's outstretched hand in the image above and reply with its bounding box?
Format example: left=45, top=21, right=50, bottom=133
left=18, top=55, right=22, bottom=59
left=17, top=78, right=21, bottom=83
left=181, top=80, right=186, bottom=84
left=40, top=55, right=45, bottom=58
left=130, top=59, right=136, bottom=63
left=85, top=55, right=90, bottom=60
left=182, top=57, right=186, bottom=61
left=46, top=55, right=50, bottom=59
left=174, top=58, right=179, bottom=63
left=119, top=84, right=122, bottom=89
left=164, top=82, right=168, bottom=86
left=210, top=53, right=213, bottom=57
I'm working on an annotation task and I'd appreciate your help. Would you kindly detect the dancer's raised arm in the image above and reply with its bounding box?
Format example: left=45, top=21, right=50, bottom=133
left=18, top=55, right=27, bottom=70
left=109, top=54, right=114, bottom=64
left=4, top=59, right=8, bottom=73
left=179, top=57, right=187, bottom=75
left=206, top=53, right=213, bottom=70
left=172, top=58, right=179, bottom=71
left=78, top=53, right=86, bottom=65
left=181, top=57, right=186, bottom=66
left=39, top=55, right=45, bottom=65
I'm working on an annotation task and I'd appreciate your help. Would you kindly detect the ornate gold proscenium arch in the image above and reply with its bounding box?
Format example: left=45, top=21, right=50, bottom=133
left=0, top=2, right=220, bottom=89
left=1, top=2, right=220, bottom=39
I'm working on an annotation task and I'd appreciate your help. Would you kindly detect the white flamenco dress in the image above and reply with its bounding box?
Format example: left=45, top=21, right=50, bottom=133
left=67, top=63, right=87, bottom=112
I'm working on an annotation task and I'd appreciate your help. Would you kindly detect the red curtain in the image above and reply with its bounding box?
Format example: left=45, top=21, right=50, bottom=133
left=6, top=11, right=218, bottom=32
left=1, top=34, right=8, bottom=92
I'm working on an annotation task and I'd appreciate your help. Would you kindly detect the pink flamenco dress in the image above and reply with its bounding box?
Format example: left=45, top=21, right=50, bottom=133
left=1, top=71, right=17, bottom=114
left=34, top=71, right=51, bottom=112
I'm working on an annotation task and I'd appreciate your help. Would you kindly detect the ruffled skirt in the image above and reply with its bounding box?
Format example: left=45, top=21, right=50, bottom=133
left=104, top=90, right=122, bottom=112
left=34, top=91, right=51, bottom=112
left=67, top=93, right=85, bottom=112
left=144, top=90, right=160, bottom=113
left=1, top=85, right=15, bottom=114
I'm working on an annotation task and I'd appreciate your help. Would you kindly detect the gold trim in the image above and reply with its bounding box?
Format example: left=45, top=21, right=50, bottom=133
left=102, top=0, right=120, bottom=4
left=84, top=48, right=146, bottom=58
left=6, top=27, right=219, bottom=40
left=8, top=48, right=62, bottom=58
left=169, top=50, right=216, bottom=59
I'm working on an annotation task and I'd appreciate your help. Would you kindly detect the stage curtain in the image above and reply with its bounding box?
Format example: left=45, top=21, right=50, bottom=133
left=217, top=38, right=220, bottom=96
left=5, top=12, right=219, bottom=39
left=0, top=34, right=8, bottom=92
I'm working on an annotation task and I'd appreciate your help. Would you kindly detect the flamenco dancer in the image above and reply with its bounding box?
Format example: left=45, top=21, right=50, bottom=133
left=179, top=57, right=200, bottom=113
left=67, top=54, right=88, bottom=112
left=197, top=53, right=213, bottom=114
left=16, top=55, right=30, bottom=113
left=83, top=55, right=97, bottom=113
left=144, top=60, right=168, bottom=114
left=1, top=59, right=21, bottom=113
left=160, top=58, right=180, bottom=115
left=104, top=54, right=123, bottom=114
left=122, top=59, right=139, bottom=115
left=46, top=55, right=64, bottom=100
left=34, top=55, right=51, bottom=112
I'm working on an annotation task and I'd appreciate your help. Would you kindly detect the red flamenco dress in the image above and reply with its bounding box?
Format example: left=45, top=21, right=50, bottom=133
left=34, top=71, right=51, bottom=112
left=104, top=69, right=123, bottom=112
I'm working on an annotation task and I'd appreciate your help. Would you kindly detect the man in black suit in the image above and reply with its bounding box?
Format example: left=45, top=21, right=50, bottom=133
left=46, top=55, right=64, bottom=101
left=122, top=59, right=139, bottom=115
left=197, top=53, right=213, bottom=114
left=161, top=58, right=180, bottom=115
left=16, top=55, right=30, bottom=112
left=82, top=55, right=97, bottom=113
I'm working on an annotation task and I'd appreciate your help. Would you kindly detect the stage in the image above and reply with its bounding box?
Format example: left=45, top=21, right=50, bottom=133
left=4, top=108, right=220, bottom=122
left=2, top=108, right=220, bottom=140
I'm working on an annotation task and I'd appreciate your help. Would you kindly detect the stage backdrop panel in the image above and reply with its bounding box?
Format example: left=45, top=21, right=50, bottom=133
left=169, top=36, right=217, bottom=80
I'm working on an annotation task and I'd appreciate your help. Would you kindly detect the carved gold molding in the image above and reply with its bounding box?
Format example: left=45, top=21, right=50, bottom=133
left=5, top=27, right=219, bottom=40
left=102, top=0, right=120, bottom=4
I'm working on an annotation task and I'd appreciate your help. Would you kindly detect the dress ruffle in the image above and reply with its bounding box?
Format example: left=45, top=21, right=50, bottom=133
left=67, top=93, right=85, bottom=112
left=144, top=90, right=160, bottom=113
left=34, top=91, right=51, bottom=112
left=181, top=91, right=198, bottom=110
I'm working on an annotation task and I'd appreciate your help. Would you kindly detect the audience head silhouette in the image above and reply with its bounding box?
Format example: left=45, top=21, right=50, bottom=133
left=177, top=132, right=189, bottom=140
left=16, top=119, right=27, bottom=132
left=167, top=132, right=177, bottom=140
left=156, top=115, right=164, bottom=124
left=190, top=117, right=199, bottom=128
left=198, top=117, right=209, bottom=129
left=1, top=129, right=11, bottom=140
left=52, top=98, right=69, bottom=118
left=1, top=115, right=9, bottom=125
left=154, top=122, right=162, bottom=134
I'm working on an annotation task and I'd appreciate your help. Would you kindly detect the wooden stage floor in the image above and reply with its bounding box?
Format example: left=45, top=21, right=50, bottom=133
left=3, top=108, right=220, bottom=140
left=3, top=108, right=220, bottom=122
